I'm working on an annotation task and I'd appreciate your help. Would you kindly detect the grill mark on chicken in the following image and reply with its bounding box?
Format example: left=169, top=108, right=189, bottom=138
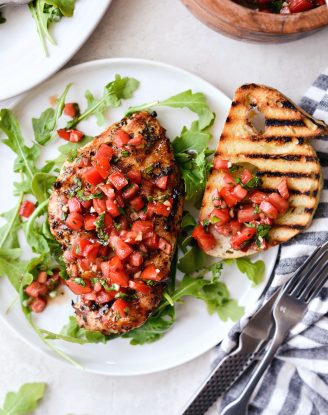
left=48, top=111, right=184, bottom=334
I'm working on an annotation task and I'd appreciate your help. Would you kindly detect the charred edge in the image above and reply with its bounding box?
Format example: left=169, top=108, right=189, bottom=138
left=281, top=101, right=296, bottom=110
left=246, top=154, right=318, bottom=162
left=304, top=207, right=314, bottom=213
left=231, top=101, right=237, bottom=107
left=256, top=171, right=320, bottom=179
left=164, top=186, right=183, bottom=232
left=226, top=116, right=231, bottom=123
left=258, top=187, right=316, bottom=197
left=263, top=136, right=292, bottom=143
left=265, top=119, right=305, bottom=127
left=53, top=181, right=62, bottom=189
left=275, top=224, right=306, bottom=230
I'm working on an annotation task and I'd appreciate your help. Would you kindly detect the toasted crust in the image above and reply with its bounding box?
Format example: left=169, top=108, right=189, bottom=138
left=200, top=84, right=328, bottom=258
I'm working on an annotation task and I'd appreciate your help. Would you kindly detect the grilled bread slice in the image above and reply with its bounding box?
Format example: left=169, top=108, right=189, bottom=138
left=200, top=84, right=328, bottom=259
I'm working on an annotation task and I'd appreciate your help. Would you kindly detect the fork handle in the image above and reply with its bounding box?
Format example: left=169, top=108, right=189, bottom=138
left=221, top=331, right=285, bottom=415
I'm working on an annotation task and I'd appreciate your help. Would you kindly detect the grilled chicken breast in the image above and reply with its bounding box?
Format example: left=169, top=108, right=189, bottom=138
left=49, top=111, right=184, bottom=334
left=200, top=84, right=328, bottom=258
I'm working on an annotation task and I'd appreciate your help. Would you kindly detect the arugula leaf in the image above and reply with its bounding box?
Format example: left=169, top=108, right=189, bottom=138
left=177, top=246, right=205, bottom=274
left=45, top=0, right=75, bottom=17
left=172, top=121, right=211, bottom=154
left=0, top=382, right=46, bottom=415
left=24, top=200, right=50, bottom=255
left=127, top=90, right=214, bottom=130
left=236, top=257, right=265, bottom=285
left=0, top=109, right=38, bottom=181
left=59, top=316, right=109, bottom=344
left=32, top=83, right=72, bottom=145
left=181, top=211, right=197, bottom=230
left=53, top=135, right=93, bottom=167
left=0, top=12, right=6, bottom=24
left=67, top=75, right=140, bottom=128
left=31, top=173, right=56, bottom=203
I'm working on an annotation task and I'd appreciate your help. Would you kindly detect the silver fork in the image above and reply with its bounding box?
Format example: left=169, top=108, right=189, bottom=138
left=221, top=241, right=328, bottom=415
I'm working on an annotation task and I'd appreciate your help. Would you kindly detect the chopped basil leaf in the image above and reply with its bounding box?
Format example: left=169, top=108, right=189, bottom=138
left=77, top=191, right=103, bottom=201
left=121, top=150, right=130, bottom=157
left=144, top=165, right=154, bottom=174
left=229, top=164, right=239, bottom=173
left=73, top=277, right=86, bottom=287
left=95, top=213, right=109, bottom=245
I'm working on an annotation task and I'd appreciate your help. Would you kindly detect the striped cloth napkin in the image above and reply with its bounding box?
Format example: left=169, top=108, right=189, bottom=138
left=215, top=70, right=328, bottom=415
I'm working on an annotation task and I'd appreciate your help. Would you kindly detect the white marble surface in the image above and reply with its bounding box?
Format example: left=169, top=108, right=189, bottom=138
left=0, top=1, right=327, bottom=414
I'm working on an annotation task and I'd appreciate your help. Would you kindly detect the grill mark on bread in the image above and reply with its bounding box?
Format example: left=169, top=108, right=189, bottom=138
left=257, top=171, right=320, bottom=179
left=257, top=187, right=317, bottom=197
left=245, top=153, right=318, bottom=162
left=265, top=119, right=305, bottom=127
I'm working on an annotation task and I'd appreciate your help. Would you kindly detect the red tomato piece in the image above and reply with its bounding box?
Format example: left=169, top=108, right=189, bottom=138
left=289, top=0, right=313, bottom=13
left=128, top=134, right=144, bottom=146
left=110, top=235, right=133, bottom=260
left=25, top=281, right=48, bottom=298
left=37, top=271, right=48, bottom=284
left=249, top=191, right=267, bottom=204
left=109, top=171, right=128, bottom=190
left=231, top=227, right=256, bottom=250
left=84, top=243, right=101, bottom=262
left=260, top=201, right=279, bottom=219
left=230, top=220, right=241, bottom=235
left=154, top=176, right=168, bottom=190
left=237, top=207, right=259, bottom=223
left=131, top=220, right=153, bottom=238
left=98, top=184, right=115, bottom=199
left=220, top=187, right=239, bottom=208
left=106, top=199, right=120, bottom=217
left=213, top=158, right=229, bottom=171
left=277, top=178, right=289, bottom=200
left=84, top=214, right=97, bottom=231
left=72, top=237, right=90, bottom=258
left=192, top=224, right=216, bottom=252
left=112, top=298, right=129, bottom=318
left=83, top=167, right=104, bottom=185
left=127, top=170, right=142, bottom=184
left=210, top=208, right=230, bottom=225
left=130, top=196, right=145, bottom=211
left=19, top=200, right=35, bottom=218
left=140, top=264, right=162, bottom=281
left=233, top=184, right=248, bottom=201
left=214, top=223, right=231, bottom=236
left=129, top=280, right=150, bottom=294
left=63, top=102, right=78, bottom=118
left=66, top=212, right=84, bottom=230
left=57, top=128, right=71, bottom=141
left=144, top=233, right=159, bottom=249
left=268, top=193, right=289, bottom=214
left=96, top=290, right=116, bottom=303
left=69, top=130, right=84, bottom=143
left=122, top=183, right=139, bottom=200
left=93, top=198, right=107, bottom=214
left=158, top=237, right=172, bottom=254
left=147, top=202, right=171, bottom=217
left=110, top=270, right=129, bottom=287
left=114, top=130, right=130, bottom=147
left=66, top=279, right=92, bottom=295
left=68, top=197, right=82, bottom=213
left=223, top=174, right=235, bottom=186
left=108, top=256, right=124, bottom=272
left=129, top=252, right=143, bottom=267
left=30, top=298, right=47, bottom=313
left=240, top=169, right=253, bottom=185
left=94, top=144, right=113, bottom=179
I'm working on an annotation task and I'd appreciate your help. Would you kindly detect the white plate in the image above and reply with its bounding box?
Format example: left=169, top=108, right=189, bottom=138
left=0, top=0, right=111, bottom=101
left=0, top=58, right=278, bottom=376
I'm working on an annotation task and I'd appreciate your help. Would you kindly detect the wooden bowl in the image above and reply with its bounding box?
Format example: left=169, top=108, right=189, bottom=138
left=182, top=0, right=328, bottom=43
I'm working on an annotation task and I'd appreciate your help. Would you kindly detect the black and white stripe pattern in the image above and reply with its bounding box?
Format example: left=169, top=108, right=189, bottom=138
left=214, top=70, right=328, bottom=415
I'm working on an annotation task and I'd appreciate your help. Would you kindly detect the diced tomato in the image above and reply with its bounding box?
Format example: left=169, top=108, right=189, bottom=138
left=19, top=200, right=35, bottom=218
left=278, top=179, right=289, bottom=200
left=140, top=264, right=162, bottom=281
left=97, top=290, right=116, bottom=303
left=84, top=214, right=97, bottom=230
left=233, top=185, right=248, bottom=201
left=128, top=134, right=144, bottom=146
left=129, top=252, right=143, bottom=267
left=118, top=215, right=128, bottom=230
left=109, top=171, right=128, bottom=190
left=147, top=202, right=171, bottom=217
left=230, top=220, right=241, bottom=235
left=122, top=183, right=139, bottom=199
left=110, top=235, right=133, bottom=260
left=83, top=292, right=97, bottom=301
left=25, top=281, right=48, bottom=298
left=83, top=167, right=104, bottom=186
left=57, top=128, right=71, bottom=141
left=99, top=184, right=115, bottom=199
left=84, top=243, right=101, bottom=262
left=72, top=237, right=90, bottom=258
left=129, top=280, right=150, bottom=294
left=78, top=258, right=91, bottom=272
left=37, top=271, right=48, bottom=284
left=120, top=230, right=138, bottom=243
left=158, top=237, right=172, bottom=254
left=249, top=191, right=267, bottom=204
left=223, top=174, right=235, bottom=186
left=93, top=198, right=107, bottom=214
left=98, top=246, right=109, bottom=257
left=69, top=130, right=84, bottom=143
left=81, top=199, right=92, bottom=209
left=130, top=196, right=145, bottom=211
left=94, top=144, right=113, bottom=179
left=66, top=279, right=92, bottom=295
left=231, top=227, right=256, bottom=250
left=68, top=197, right=82, bottom=213
left=114, top=130, right=130, bottom=147
left=210, top=208, right=230, bottom=225
left=214, top=158, right=229, bottom=171
left=112, top=298, right=129, bottom=318
left=154, top=176, right=168, bottom=190
left=127, top=170, right=142, bottom=184
left=192, top=224, right=216, bottom=252
left=69, top=264, right=79, bottom=278
left=103, top=212, right=113, bottom=229
left=101, top=257, right=122, bottom=278
left=106, top=199, right=120, bottom=217
left=214, top=223, right=231, bottom=236
left=144, top=233, right=159, bottom=249
left=268, top=193, right=289, bottom=214
left=259, top=213, right=272, bottom=225
left=141, top=180, right=154, bottom=196
left=260, top=201, right=279, bottom=219
left=131, top=220, right=153, bottom=238
left=289, top=0, right=313, bottom=13
left=220, top=187, right=239, bottom=208
left=240, top=169, right=253, bottom=185
left=237, top=207, right=259, bottom=223
left=109, top=270, right=129, bottom=287
left=66, top=212, right=84, bottom=230
left=64, top=249, right=75, bottom=262
left=30, top=298, right=47, bottom=313
left=64, top=102, right=78, bottom=118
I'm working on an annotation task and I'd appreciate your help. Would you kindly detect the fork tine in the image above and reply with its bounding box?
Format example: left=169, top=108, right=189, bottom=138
left=303, top=261, right=328, bottom=303
left=287, top=243, right=328, bottom=296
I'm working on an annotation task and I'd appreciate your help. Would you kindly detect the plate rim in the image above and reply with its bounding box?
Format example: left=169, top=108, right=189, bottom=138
left=1, top=57, right=279, bottom=376
left=0, top=0, right=112, bottom=101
